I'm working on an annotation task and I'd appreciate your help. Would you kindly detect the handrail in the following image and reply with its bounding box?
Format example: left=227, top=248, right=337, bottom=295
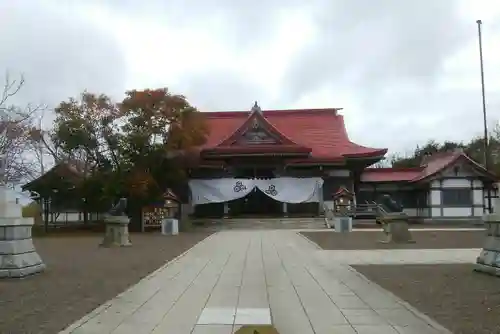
left=323, top=201, right=388, bottom=227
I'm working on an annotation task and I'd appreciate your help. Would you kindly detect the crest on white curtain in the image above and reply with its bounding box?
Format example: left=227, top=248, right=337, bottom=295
left=233, top=181, right=247, bottom=192
left=264, top=185, right=278, bottom=196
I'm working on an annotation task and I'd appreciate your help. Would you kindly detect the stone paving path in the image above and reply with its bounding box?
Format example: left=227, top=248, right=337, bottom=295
left=61, top=231, right=458, bottom=334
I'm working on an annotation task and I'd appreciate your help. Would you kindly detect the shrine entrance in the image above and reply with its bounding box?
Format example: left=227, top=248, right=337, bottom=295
left=228, top=188, right=282, bottom=217
left=189, top=175, right=323, bottom=218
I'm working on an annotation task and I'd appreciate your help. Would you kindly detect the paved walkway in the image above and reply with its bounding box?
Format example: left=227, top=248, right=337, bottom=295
left=61, top=231, right=458, bottom=334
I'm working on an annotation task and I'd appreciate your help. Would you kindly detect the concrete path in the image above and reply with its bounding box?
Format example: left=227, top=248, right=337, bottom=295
left=62, top=231, right=455, bottom=334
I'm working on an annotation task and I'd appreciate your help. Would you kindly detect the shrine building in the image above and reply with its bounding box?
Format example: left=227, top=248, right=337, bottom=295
left=22, top=102, right=499, bottom=227
left=186, top=102, right=498, bottom=220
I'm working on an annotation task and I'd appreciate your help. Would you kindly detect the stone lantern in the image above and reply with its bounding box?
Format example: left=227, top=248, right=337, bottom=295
left=161, top=189, right=180, bottom=235
left=0, top=152, right=46, bottom=277
left=332, top=186, right=354, bottom=215
left=331, top=187, right=354, bottom=232
left=163, top=189, right=180, bottom=218
left=475, top=197, right=500, bottom=277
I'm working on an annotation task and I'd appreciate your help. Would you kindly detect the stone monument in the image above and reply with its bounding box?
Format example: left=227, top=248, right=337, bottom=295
left=377, top=194, right=415, bottom=244
left=0, top=154, right=45, bottom=278
left=100, top=198, right=132, bottom=247
left=474, top=198, right=500, bottom=277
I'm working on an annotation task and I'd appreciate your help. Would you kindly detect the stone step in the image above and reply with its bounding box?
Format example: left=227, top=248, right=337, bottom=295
left=193, top=218, right=327, bottom=231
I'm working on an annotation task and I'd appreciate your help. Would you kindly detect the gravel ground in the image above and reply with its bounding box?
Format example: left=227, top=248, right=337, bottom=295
left=301, top=230, right=485, bottom=250
left=0, top=232, right=212, bottom=334
left=353, top=264, right=500, bottom=334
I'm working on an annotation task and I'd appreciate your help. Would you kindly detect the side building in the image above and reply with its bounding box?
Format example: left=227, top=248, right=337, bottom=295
left=360, top=150, right=498, bottom=220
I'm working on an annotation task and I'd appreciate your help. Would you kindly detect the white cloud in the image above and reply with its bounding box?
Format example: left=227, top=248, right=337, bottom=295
left=2, top=0, right=500, bottom=156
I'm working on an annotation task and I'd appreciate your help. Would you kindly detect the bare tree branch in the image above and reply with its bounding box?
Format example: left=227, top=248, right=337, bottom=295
left=0, top=72, right=48, bottom=184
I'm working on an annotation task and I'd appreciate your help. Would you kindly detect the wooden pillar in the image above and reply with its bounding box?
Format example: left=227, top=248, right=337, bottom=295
left=43, top=197, right=50, bottom=232
left=318, top=181, right=324, bottom=216
left=352, top=169, right=361, bottom=208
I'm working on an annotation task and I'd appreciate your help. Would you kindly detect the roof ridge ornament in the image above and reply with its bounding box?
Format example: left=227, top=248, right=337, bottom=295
left=250, top=101, right=262, bottom=114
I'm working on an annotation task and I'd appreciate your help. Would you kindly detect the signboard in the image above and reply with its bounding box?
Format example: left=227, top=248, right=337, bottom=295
left=142, top=206, right=169, bottom=227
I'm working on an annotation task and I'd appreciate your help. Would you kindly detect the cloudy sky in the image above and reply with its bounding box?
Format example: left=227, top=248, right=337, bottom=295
left=2, top=0, right=500, bottom=156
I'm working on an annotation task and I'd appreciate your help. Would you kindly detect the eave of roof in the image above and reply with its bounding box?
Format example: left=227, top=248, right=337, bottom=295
left=361, top=167, right=423, bottom=182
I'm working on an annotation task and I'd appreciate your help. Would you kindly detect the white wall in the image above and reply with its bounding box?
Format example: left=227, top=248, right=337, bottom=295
left=35, top=211, right=102, bottom=224
left=429, top=178, right=485, bottom=218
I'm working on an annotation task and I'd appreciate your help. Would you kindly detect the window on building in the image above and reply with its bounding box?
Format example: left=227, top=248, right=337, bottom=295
left=441, top=188, right=472, bottom=206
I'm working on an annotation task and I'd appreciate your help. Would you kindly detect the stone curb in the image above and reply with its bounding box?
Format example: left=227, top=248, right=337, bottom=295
left=294, top=231, right=323, bottom=250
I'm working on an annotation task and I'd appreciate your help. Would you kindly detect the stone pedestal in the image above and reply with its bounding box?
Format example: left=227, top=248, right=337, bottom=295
left=378, top=213, right=415, bottom=244
left=282, top=202, right=288, bottom=218
left=333, top=216, right=352, bottom=232
left=474, top=212, right=500, bottom=277
left=100, top=216, right=132, bottom=247
left=0, top=186, right=45, bottom=278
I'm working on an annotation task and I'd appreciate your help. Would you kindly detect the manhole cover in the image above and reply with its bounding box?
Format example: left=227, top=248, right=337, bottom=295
left=234, top=325, right=280, bottom=334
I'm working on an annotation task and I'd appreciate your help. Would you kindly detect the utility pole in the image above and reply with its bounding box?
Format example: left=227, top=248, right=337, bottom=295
left=476, top=19, right=492, bottom=213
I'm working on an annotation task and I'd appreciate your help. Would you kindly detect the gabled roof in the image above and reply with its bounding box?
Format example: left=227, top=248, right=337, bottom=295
left=361, top=150, right=497, bottom=183
left=202, top=105, right=311, bottom=156
left=22, top=161, right=86, bottom=192
left=163, top=188, right=179, bottom=202
left=332, top=186, right=354, bottom=199
left=411, top=150, right=495, bottom=182
left=199, top=108, right=387, bottom=161
left=218, top=105, right=302, bottom=147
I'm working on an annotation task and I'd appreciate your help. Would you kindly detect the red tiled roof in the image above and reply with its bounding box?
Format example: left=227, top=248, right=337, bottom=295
left=332, top=186, right=354, bottom=199
left=361, top=167, right=423, bottom=182
left=411, top=150, right=493, bottom=182
left=200, top=108, right=387, bottom=160
left=361, top=150, right=497, bottom=183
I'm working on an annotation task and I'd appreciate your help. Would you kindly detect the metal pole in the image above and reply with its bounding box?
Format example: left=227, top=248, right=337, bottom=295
left=477, top=19, right=492, bottom=213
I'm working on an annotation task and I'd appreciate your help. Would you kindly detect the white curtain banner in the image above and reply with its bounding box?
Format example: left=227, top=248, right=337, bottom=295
left=189, top=177, right=324, bottom=205
left=255, top=177, right=323, bottom=203
left=189, top=178, right=256, bottom=205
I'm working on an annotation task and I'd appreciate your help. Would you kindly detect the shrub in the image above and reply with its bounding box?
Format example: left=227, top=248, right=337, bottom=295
left=22, top=202, right=43, bottom=225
